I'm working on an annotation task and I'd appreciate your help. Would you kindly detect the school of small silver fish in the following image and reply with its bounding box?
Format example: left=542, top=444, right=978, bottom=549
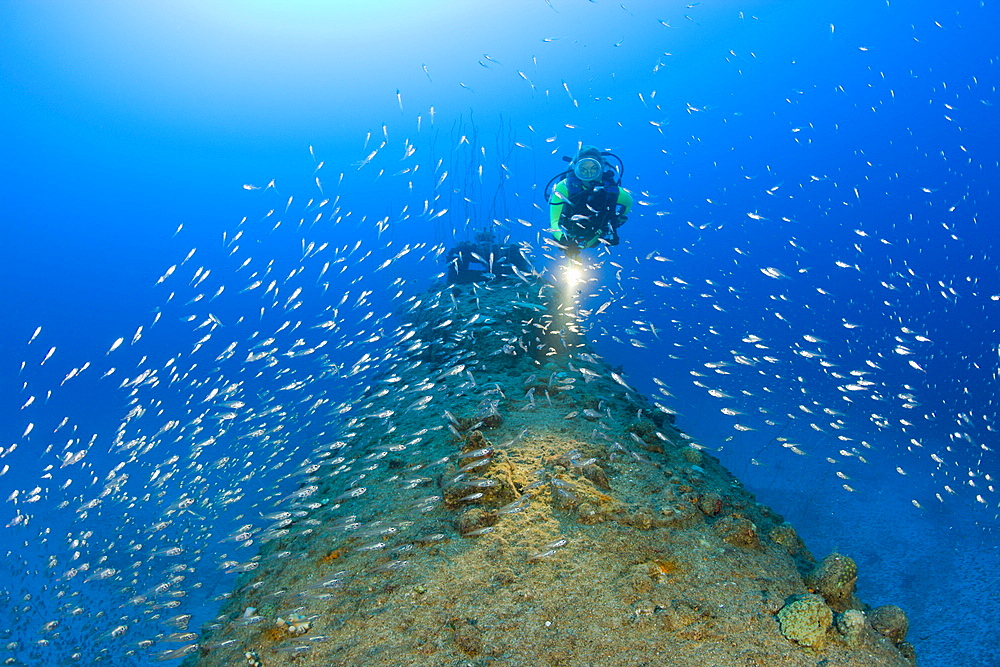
left=2, top=3, right=996, bottom=666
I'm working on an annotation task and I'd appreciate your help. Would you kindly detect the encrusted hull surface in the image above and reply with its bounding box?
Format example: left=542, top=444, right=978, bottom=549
left=188, top=276, right=913, bottom=667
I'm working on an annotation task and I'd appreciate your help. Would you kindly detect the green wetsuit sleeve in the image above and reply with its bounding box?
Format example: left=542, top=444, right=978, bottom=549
left=617, top=187, right=634, bottom=215
left=549, top=180, right=570, bottom=239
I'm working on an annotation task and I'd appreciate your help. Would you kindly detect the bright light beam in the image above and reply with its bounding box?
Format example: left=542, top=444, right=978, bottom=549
left=563, top=262, right=585, bottom=288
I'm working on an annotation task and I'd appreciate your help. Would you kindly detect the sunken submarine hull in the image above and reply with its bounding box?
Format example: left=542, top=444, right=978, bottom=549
left=186, top=272, right=915, bottom=667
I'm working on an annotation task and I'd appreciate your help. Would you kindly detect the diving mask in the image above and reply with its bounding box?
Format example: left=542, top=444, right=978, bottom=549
left=573, top=157, right=603, bottom=182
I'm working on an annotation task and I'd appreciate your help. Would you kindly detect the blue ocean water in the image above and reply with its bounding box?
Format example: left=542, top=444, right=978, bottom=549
left=1, top=1, right=996, bottom=665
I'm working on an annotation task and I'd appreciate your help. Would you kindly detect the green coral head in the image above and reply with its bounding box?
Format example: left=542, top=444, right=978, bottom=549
left=777, top=593, right=833, bottom=649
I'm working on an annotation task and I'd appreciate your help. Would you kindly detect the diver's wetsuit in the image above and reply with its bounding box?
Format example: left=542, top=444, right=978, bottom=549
left=549, top=170, right=633, bottom=253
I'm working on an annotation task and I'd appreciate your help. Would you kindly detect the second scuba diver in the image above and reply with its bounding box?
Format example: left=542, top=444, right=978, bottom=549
left=547, top=145, right=634, bottom=259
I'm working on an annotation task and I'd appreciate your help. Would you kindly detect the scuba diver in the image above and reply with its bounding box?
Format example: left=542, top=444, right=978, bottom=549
left=546, top=145, right=633, bottom=259
left=445, top=229, right=532, bottom=285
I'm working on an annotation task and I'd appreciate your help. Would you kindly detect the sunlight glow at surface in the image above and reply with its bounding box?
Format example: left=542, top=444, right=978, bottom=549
left=192, top=0, right=452, bottom=38
left=15, top=0, right=472, bottom=135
